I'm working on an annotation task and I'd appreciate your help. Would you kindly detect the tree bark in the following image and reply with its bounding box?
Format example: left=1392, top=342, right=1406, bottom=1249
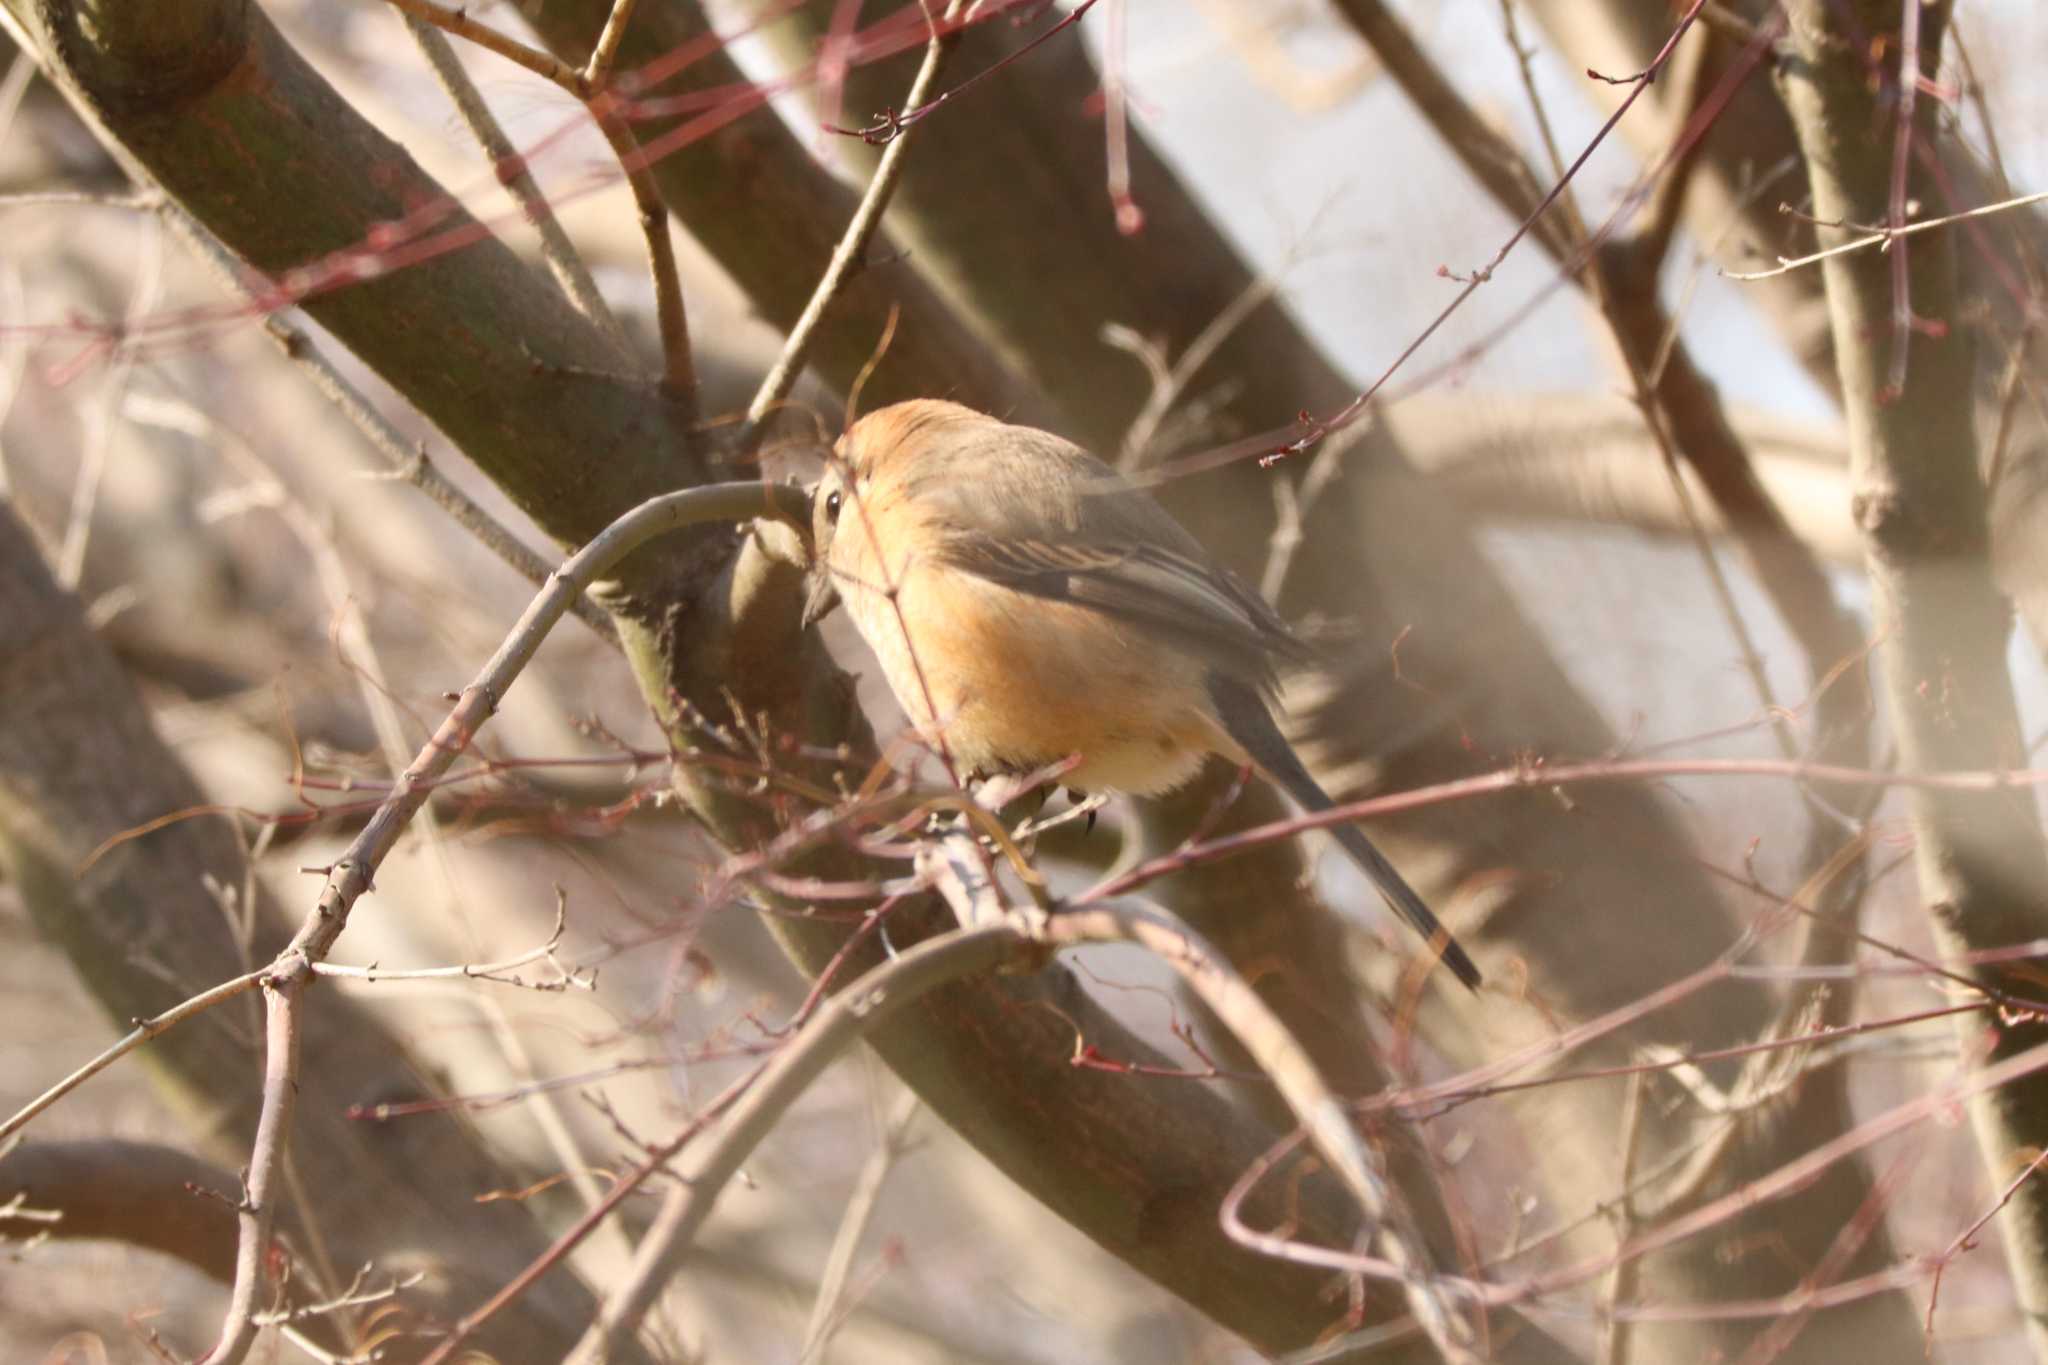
left=1779, top=0, right=2048, bottom=1355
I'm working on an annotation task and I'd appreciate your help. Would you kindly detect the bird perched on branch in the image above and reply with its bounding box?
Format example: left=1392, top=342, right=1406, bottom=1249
left=801, top=399, right=1480, bottom=990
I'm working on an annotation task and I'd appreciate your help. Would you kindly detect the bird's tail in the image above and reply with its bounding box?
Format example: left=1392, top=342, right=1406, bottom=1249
left=1210, top=676, right=1482, bottom=991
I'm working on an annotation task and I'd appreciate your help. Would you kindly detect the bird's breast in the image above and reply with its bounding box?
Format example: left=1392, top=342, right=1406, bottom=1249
left=842, top=557, right=1221, bottom=795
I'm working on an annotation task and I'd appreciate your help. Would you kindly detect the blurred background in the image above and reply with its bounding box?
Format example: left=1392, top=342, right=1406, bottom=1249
left=4, top=1, right=2048, bottom=1361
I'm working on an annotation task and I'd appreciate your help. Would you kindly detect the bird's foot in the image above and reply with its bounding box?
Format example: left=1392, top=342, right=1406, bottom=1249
left=1014, top=789, right=1107, bottom=841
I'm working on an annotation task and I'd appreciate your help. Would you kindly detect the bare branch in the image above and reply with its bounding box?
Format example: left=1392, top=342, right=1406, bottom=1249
left=199, top=481, right=807, bottom=1361
left=1724, top=189, right=2048, bottom=282
left=403, top=16, right=630, bottom=353
left=210, top=964, right=306, bottom=1365
left=1779, top=0, right=2048, bottom=1350
left=562, top=896, right=1477, bottom=1364
left=798, top=1085, right=921, bottom=1363
left=746, top=0, right=967, bottom=432
left=591, top=98, right=697, bottom=402
left=381, top=0, right=583, bottom=89
left=0, top=969, right=267, bottom=1144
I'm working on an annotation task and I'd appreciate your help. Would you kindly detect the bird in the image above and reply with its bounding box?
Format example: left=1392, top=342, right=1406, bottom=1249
left=800, top=399, right=1480, bottom=990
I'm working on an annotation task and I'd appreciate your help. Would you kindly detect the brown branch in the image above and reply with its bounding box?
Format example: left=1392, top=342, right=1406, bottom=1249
left=0, top=494, right=645, bottom=1358
left=591, top=98, right=697, bottom=402
left=402, top=16, right=630, bottom=354
left=563, top=902, right=1475, bottom=1364
left=0, top=1139, right=242, bottom=1278
left=1330, top=0, right=1579, bottom=268
left=280, top=481, right=804, bottom=975
left=381, top=0, right=696, bottom=402
left=1336, top=1, right=1860, bottom=707
left=517, top=0, right=1044, bottom=429
left=380, top=0, right=583, bottom=89
left=151, top=202, right=621, bottom=644
left=1272, top=0, right=1710, bottom=463
left=1521, top=0, right=2048, bottom=678
left=582, top=0, right=641, bottom=93
left=198, top=482, right=804, bottom=1360
left=210, top=963, right=305, bottom=1365
left=745, top=0, right=966, bottom=432
left=1779, top=0, right=2048, bottom=1352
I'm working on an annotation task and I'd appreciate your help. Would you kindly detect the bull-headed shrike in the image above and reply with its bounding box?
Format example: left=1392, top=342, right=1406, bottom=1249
left=801, top=399, right=1479, bottom=990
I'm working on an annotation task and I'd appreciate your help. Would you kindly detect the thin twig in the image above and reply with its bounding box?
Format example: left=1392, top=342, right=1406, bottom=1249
left=56, top=212, right=162, bottom=587
left=798, top=1085, right=922, bottom=1363
left=313, top=900, right=591, bottom=987
left=1101, top=0, right=1141, bottom=235
left=385, top=0, right=695, bottom=399
left=1220, top=1030, right=2048, bottom=1316
left=822, top=0, right=1101, bottom=144
left=745, top=0, right=967, bottom=433
left=552, top=926, right=1027, bottom=1365
left=404, top=17, right=629, bottom=354
left=1052, top=904, right=1473, bottom=1359
left=1359, top=0, right=1862, bottom=768
left=1882, top=0, right=1923, bottom=400
left=0, top=49, right=34, bottom=149
left=1112, top=272, right=1279, bottom=470
left=1284, top=0, right=1712, bottom=464
left=583, top=0, right=643, bottom=93
left=1983, top=323, right=2037, bottom=496
left=1495, top=0, right=1578, bottom=233
left=1330, top=0, right=1578, bottom=268
left=1632, top=10, right=1718, bottom=272
left=1597, top=1073, right=1647, bottom=1365
left=1731, top=1143, right=1918, bottom=1364
left=0, top=968, right=268, bottom=1143
left=1925, top=1145, right=2048, bottom=1340
left=381, top=0, right=583, bottom=89
left=201, top=481, right=808, bottom=1362
left=1723, top=188, right=2048, bottom=281
left=210, top=963, right=307, bottom=1365
left=1552, top=9, right=1796, bottom=758
left=161, top=375, right=635, bottom=1282
left=0, top=190, right=159, bottom=211
left=562, top=899, right=1472, bottom=1363
left=152, top=200, right=621, bottom=643
left=287, top=480, right=806, bottom=973
left=591, top=101, right=696, bottom=401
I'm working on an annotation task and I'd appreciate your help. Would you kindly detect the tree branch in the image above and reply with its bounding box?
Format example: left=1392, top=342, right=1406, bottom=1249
left=1778, top=2, right=2048, bottom=1354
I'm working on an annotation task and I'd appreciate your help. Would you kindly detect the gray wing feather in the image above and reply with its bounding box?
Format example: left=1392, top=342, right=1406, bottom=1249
left=942, top=535, right=1308, bottom=683
left=918, top=429, right=1309, bottom=684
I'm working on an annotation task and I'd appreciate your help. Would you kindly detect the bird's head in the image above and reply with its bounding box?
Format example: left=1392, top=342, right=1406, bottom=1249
left=802, top=400, right=991, bottom=627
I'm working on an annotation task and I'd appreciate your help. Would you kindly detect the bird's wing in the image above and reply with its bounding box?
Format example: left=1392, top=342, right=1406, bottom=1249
left=936, top=529, right=1311, bottom=686
left=900, top=421, right=1309, bottom=683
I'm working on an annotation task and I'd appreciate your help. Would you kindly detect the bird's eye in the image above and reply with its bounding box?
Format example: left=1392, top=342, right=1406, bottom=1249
left=824, top=489, right=842, bottom=525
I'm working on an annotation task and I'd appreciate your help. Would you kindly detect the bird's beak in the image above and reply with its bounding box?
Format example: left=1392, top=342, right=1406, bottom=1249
left=801, top=567, right=841, bottom=629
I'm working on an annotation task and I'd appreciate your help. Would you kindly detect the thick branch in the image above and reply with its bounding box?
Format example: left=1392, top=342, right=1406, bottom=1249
left=1778, top=1, right=2048, bottom=1354
left=1525, top=0, right=2048, bottom=665
left=2, top=0, right=692, bottom=550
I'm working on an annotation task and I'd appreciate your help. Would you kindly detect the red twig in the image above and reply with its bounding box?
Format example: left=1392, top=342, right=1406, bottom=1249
left=823, top=0, right=1101, bottom=144
left=1882, top=0, right=1924, bottom=402
left=1257, top=0, right=1715, bottom=467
